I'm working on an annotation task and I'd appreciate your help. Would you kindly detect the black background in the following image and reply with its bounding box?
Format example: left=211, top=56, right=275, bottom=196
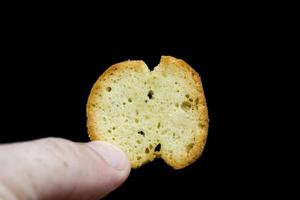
left=0, top=8, right=264, bottom=199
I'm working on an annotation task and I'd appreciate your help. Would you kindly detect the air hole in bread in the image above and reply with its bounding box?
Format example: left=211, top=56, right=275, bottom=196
left=195, top=98, right=199, bottom=105
left=149, top=144, right=153, bottom=149
left=136, top=110, right=139, bottom=115
left=128, top=98, right=132, bottom=102
left=186, top=143, right=194, bottom=152
left=123, top=102, right=126, bottom=105
left=154, top=144, right=161, bottom=152
left=185, top=94, right=190, bottom=98
left=145, top=148, right=150, bottom=154
left=138, top=131, right=145, bottom=136
left=112, top=137, right=115, bottom=141
left=157, top=122, right=161, bottom=129
left=174, top=134, right=181, bottom=139
left=198, top=123, right=205, bottom=129
left=176, top=90, right=180, bottom=92
left=175, top=103, right=179, bottom=107
left=137, top=156, right=141, bottom=160
left=135, top=118, right=139, bottom=123
left=106, top=87, right=112, bottom=92
left=145, top=100, right=148, bottom=103
left=112, top=127, right=116, bottom=130
left=189, top=98, right=193, bottom=102
left=137, top=140, right=141, bottom=144
left=108, top=129, right=111, bottom=133
left=147, top=90, right=154, bottom=99
left=181, top=101, right=191, bottom=111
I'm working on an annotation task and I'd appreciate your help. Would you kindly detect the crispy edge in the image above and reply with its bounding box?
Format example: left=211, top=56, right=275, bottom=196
left=158, top=56, right=209, bottom=169
left=86, top=60, right=148, bottom=142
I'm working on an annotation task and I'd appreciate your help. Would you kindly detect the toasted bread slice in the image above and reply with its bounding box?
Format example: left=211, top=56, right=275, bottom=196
left=87, top=56, right=208, bottom=169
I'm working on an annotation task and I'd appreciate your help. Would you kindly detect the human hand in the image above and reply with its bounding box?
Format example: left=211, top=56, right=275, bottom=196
left=0, top=137, right=131, bottom=200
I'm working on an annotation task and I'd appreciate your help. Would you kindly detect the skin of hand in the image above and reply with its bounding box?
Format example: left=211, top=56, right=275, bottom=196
left=0, top=137, right=131, bottom=200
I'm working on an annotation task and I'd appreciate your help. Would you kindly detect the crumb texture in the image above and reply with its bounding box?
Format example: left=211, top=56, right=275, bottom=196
left=87, top=56, right=208, bottom=169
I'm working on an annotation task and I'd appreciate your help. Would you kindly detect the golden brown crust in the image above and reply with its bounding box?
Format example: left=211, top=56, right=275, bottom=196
left=87, top=60, right=147, bottom=141
left=158, top=56, right=209, bottom=169
left=87, top=56, right=208, bottom=169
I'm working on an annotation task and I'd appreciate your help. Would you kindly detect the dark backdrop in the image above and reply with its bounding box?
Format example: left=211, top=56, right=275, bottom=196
left=0, top=18, right=253, bottom=199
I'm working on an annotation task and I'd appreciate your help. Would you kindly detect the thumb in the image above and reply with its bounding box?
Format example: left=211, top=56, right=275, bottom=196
left=0, top=137, right=131, bottom=200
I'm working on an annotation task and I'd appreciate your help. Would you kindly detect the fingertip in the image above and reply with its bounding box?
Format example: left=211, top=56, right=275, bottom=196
left=87, top=141, right=131, bottom=172
left=86, top=141, right=131, bottom=189
left=0, top=138, right=132, bottom=200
